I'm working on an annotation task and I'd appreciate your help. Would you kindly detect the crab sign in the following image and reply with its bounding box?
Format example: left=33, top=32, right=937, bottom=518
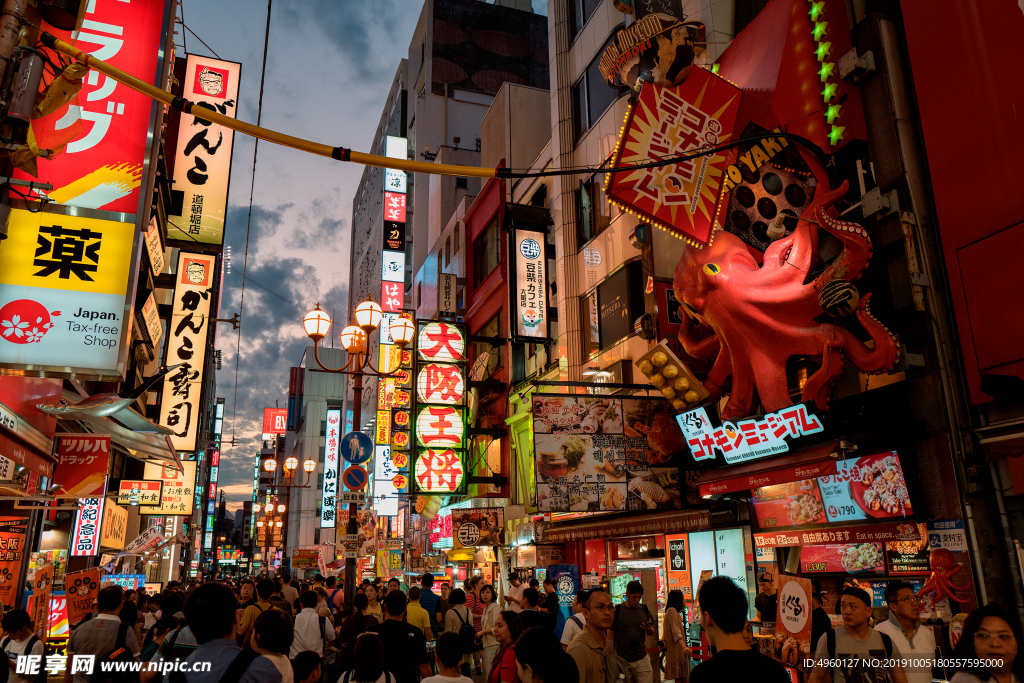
left=672, top=170, right=899, bottom=420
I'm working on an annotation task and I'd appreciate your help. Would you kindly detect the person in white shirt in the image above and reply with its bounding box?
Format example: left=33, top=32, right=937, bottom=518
left=505, top=574, right=524, bottom=614
left=421, top=632, right=474, bottom=683
left=289, top=591, right=333, bottom=658
left=559, top=591, right=588, bottom=650
left=1, top=610, right=45, bottom=683
left=874, top=581, right=936, bottom=683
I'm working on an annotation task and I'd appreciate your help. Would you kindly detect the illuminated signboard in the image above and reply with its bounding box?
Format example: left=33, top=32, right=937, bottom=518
left=321, top=408, right=341, bottom=527
left=416, top=363, right=465, bottom=405
left=512, top=228, right=549, bottom=339
left=71, top=498, right=104, bottom=557
left=414, top=449, right=465, bottom=494
left=204, top=531, right=212, bottom=549
left=0, top=210, right=136, bottom=377
left=159, top=252, right=215, bottom=451
left=167, top=55, right=241, bottom=245
left=116, top=480, right=162, bottom=506
left=417, top=322, right=466, bottom=362
left=381, top=281, right=405, bottom=313
left=382, top=251, right=405, bottom=283
left=416, top=406, right=465, bottom=449
left=141, top=461, right=197, bottom=516
left=262, top=408, right=288, bottom=435
left=384, top=192, right=407, bottom=223
left=677, top=403, right=824, bottom=464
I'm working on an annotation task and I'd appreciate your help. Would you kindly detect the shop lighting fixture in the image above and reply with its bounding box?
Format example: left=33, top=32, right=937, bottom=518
left=826, top=104, right=842, bottom=124
left=263, top=458, right=277, bottom=472
left=302, top=459, right=316, bottom=473
left=302, top=304, right=332, bottom=342
left=284, top=457, right=298, bottom=471
left=815, top=41, right=832, bottom=61
left=808, top=1, right=825, bottom=20
left=277, top=504, right=286, bottom=513
left=812, top=21, right=828, bottom=41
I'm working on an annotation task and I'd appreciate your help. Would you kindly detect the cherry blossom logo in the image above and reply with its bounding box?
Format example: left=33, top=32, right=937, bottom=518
left=0, top=300, right=59, bottom=344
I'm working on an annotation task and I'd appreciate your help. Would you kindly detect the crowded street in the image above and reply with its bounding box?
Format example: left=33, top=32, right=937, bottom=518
left=0, top=0, right=1016, bottom=682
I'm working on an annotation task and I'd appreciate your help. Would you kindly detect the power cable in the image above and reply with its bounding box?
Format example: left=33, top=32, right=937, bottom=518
left=175, top=18, right=222, bottom=60
left=229, top=0, right=273, bottom=447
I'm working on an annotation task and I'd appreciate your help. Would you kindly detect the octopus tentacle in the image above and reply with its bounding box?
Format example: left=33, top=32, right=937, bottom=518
left=800, top=342, right=847, bottom=413
left=813, top=181, right=874, bottom=288
left=840, top=293, right=900, bottom=373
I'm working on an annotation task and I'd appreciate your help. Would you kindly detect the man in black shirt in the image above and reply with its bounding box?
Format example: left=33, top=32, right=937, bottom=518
left=754, top=571, right=778, bottom=621
left=809, top=580, right=832, bottom=654
left=366, top=590, right=432, bottom=683
left=540, top=578, right=560, bottom=630
left=519, top=588, right=546, bottom=630
left=690, top=577, right=790, bottom=683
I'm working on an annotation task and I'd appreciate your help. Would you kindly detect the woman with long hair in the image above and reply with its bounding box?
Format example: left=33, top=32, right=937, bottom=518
left=515, top=626, right=579, bottom=683
left=478, top=584, right=501, bottom=676
left=337, top=633, right=396, bottom=683
left=337, top=592, right=380, bottom=671
left=663, top=589, right=691, bottom=682
left=487, top=611, right=524, bottom=683
left=951, top=603, right=1024, bottom=683
left=363, top=583, right=383, bottom=621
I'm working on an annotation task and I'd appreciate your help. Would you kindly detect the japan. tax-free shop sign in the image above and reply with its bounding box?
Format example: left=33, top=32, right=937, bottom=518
left=15, top=0, right=166, bottom=214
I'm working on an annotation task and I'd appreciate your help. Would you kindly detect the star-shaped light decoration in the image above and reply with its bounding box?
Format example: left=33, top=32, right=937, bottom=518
left=826, top=104, right=842, bottom=124
left=815, top=41, right=832, bottom=61
left=813, top=21, right=828, bottom=41
left=829, top=125, right=846, bottom=145
left=821, top=82, right=839, bottom=102
left=809, top=1, right=826, bottom=21
left=818, top=62, right=835, bottom=82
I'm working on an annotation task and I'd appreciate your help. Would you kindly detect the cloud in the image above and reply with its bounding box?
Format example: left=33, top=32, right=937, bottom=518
left=286, top=199, right=348, bottom=250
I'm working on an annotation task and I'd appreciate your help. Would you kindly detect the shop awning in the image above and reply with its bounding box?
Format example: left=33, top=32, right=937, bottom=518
left=544, top=510, right=710, bottom=543
left=695, top=441, right=840, bottom=498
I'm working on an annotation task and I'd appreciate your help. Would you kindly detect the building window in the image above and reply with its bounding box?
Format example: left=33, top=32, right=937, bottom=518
left=445, top=236, right=451, bottom=267
left=472, top=312, right=503, bottom=379
left=314, top=528, right=320, bottom=544
left=580, top=291, right=600, bottom=359
left=456, top=176, right=468, bottom=189
left=576, top=179, right=611, bottom=246
left=454, top=224, right=460, bottom=253
left=530, top=184, right=548, bottom=208
left=568, top=0, right=603, bottom=40
left=473, top=216, right=501, bottom=289
left=573, top=31, right=628, bottom=142
left=417, top=281, right=422, bottom=307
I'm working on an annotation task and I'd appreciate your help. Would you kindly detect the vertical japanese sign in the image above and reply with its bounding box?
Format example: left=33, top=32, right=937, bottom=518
left=380, top=136, right=408, bottom=314
left=144, top=218, right=164, bottom=278
left=512, top=229, right=548, bottom=338
left=167, top=55, right=242, bottom=244
left=31, top=564, right=52, bottom=640
left=55, top=435, right=110, bottom=497
left=322, top=408, right=341, bottom=527
left=71, top=498, right=104, bottom=557
left=413, top=322, right=468, bottom=495
left=142, top=461, right=197, bottom=515
left=775, top=574, right=812, bottom=671
left=14, top=0, right=166, bottom=213
left=439, top=273, right=456, bottom=315
left=0, top=518, right=27, bottom=606
left=159, top=252, right=215, bottom=452
left=0, top=210, right=136, bottom=375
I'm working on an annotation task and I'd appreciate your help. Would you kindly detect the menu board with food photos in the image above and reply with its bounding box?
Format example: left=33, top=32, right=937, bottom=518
left=800, top=543, right=886, bottom=574
left=752, top=451, right=915, bottom=531
left=532, top=395, right=686, bottom=512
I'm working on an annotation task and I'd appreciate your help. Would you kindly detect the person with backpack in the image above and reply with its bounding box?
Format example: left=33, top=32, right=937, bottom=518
left=808, top=585, right=909, bottom=683
left=65, top=585, right=139, bottom=683
left=608, top=581, right=656, bottom=683
left=567, top=590, right=635, bottom=683
left=325, top=577, right=342, bottom=621
left=485, top=612, right=523, bottom=683
left=365, top=591, right=431, bottom=683
left=289, top=591, right=332, bottom=659
left=165, top=582, right=281, bottom=683
left=2, top=609, right=46, bottom=683
left=560, top=591, right=589, bottom=651
left=443, top=589, right=476, bottom=678
left=238, top=580, right=276, bottom=647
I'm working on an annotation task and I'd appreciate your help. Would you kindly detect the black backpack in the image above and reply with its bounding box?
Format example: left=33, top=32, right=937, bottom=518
left=0, top=635, right=46, bottom=683
left=92, top=623, right=137, bottom=683
left=453, top=607, right=477, bottom=654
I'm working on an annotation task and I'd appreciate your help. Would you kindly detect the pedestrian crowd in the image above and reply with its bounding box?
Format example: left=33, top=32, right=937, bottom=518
left=9, top=571, right=1022, bottom=683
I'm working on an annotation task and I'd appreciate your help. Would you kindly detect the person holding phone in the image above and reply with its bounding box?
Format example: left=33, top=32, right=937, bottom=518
left=609, top=581, right=656, bottom=683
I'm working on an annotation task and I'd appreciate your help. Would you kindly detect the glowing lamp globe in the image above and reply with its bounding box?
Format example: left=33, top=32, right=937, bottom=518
left=391, top=316, right=415, bottom=348
left=252, top=503, right=261, bottom=514
left=303, top=304, right=332, bottom=342
left=284, top=457, right=298, bottom=471
left=354, top=300, right=384, bottom=332
left=340, top=326, right=367, bottom=354
left=275, top=520, right=283, bottom=528
left=256, top=520, right=264, bottom=528
left=277, top=504, right=286, bottom=513
left=263, top=458, right=277, bottom=473
left=303, top=459, right=317, bottom=473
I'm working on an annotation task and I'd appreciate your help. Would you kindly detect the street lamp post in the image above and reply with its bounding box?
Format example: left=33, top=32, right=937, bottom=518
left=301, top=300, right=413, bottom=616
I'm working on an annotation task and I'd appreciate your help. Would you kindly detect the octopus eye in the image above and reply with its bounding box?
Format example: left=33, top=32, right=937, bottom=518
left=703, top=263, right=721, bottom=276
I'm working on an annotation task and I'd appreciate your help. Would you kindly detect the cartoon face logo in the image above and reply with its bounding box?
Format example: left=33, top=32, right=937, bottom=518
left=185, top=259, right=207, bottom=284
left=0, top=300, right=58, bottom=345
left=197, top=66, right=225, bottom=96
left=521, top=308, right=543, bottom=329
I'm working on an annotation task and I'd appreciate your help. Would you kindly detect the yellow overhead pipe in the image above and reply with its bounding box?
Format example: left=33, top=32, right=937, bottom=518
left=40, top=33, right=498, bottom=179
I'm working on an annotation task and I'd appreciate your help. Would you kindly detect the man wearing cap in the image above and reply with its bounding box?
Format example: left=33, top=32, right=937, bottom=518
left=504, top=572, right=524, bottom=613
left=874, top=581, right=935, bottom=683
left=809, top=586, right=908, bottom=683
left=754, top=571, right=778, bottom=621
